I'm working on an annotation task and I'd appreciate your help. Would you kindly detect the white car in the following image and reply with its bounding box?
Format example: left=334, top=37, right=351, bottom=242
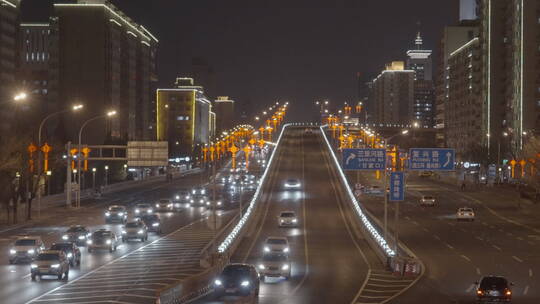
left=263, top=237, right=290, bottom=254
left=134, top=203, right=153, bottom=215
left=456, top=207, right=475, bottom=221
left=258, top=254, right=291, bottom=281
left=278, top=211, right=298, bottom=227
left=155, top=199, right=173, bottom=212
left=9, top=236, right=45, bottom=264
left=284, top=179, right=301, bottom=189
left=420, top=195, right=436, bottom=206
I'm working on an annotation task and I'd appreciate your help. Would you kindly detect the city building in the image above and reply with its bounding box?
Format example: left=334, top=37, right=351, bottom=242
left=446, top=37, right=484, bottom=161
left=51, top=0, right=158, bottom=144
left=214, top=96, right=235, bottom=135
left=460, top=0, right=478, bottom=21
left=434, top=22, right=479, bottom=147
left=156, top=77, right=214, bottom=160
left=406, top=32, right=435, bottom=127
left=371, top=61, right=414, bottom=125
left=478, top=0, right=540, bottom=159
left=0, top=0, right=21, bottom=132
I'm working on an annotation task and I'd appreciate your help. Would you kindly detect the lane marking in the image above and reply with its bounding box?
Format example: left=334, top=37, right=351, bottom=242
left=445, top=243, right=454, bottom=250
left=476, top=267, right=481, bottom=275
left=529, top=269, right=533, bottom=277
left=512, top=255, right=523, bottom=263
left=466, top=284, right=475, bottom=293
left=460, top=255, right=471, bottom=262
left=411, top=221, right=420, bottom=226
left=434, top=235, right=441, bottom=241
left=524, top=285, right=529, bottom=295
left=475, top=236, right=484, bottom=241
left=492, top=245, right=502, bottom=251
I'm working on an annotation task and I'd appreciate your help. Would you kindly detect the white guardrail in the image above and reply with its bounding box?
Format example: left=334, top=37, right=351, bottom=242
left=217, top=123, right=290, bottom=253
left=319, top=125, right=396, bottom=257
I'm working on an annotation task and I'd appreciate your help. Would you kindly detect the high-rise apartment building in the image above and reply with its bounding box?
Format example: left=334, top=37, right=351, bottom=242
left=371, top=61, right=414, bottom=125
left=214, top=96, right=235, bottom=135
left=52, top=0, right=158, bottom=144
left=406, top=32, right=435, bottom=127
left=156, top=78, right=214, bottom=160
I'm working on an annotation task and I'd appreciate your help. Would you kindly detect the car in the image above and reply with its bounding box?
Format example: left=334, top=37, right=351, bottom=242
left=475, top=276, right=513, bottom=303
left=62, top=225, right=91, bottom=246
left=50, top=242, right=81, bottom=266
left=263, top=236, right=290, bottom=254
left=278, top=211, right=298, bottom=227
left=208, top=196, right=225, bottom=209
left=134, top=203, right=153, bottom=215
left=174, top=190, right=191, bottom=208
left=284, top=178, right=301, bottom=189
left=457, top=207, right=475, bottom=221
left=122, top=221, right=148, bottom=242
left=214, top=263, right=260, bottom=298
left=192, top=194, right=209, bottom=207
left=87, top=229, right=119, bottom=253
left=155, top=199, right=174, bottom=212
left=258, top=253, right=291, bottom=281
left=192, top=186, right=206, bottom=196
left=9, top=236, right=45, bottom=264
left=305, top=128, right=313, bottom=134
left=420, top=195, right=436, bottom=207
left=138, top=214, right=162, bottom=234
left=30, top=250, right=70, bottom=281
left=105, top=205, right=128, bottom=224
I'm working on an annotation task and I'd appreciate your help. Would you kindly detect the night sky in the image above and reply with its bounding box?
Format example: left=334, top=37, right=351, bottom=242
left=23, top=0, right=458, bottom=122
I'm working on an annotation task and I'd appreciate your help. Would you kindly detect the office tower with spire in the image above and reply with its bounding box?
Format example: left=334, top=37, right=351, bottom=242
left=406, top=32, right=435, bottom=127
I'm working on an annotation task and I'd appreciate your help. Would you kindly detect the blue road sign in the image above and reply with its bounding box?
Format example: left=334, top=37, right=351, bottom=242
left=409, top=148, right=455, bottom=171
left=389, top=172, right=405, bottom=201
left=342, top=148, right=386, bottom=170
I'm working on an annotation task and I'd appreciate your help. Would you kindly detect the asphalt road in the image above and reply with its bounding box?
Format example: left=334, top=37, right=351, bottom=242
left=0, top=159, right=263, bottom=304
left=358, top=172, right=540, bottom=303
left=196, top=127, right=416, bottom=304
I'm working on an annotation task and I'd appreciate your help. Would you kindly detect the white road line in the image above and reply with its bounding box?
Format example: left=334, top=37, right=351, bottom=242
left=460, top=255, right=471, bottom=262
left=476, top=267, right=481, bottom=275
left=412, top=221, right=420, bottom=226
left=529, top=269, right=533, bottom=277
left=434, top=235, right=441, bottom=241
left=492, top=245, right=502, bottom=251
left=422, top=228, right=429, bottom=232
left=512, top=255, right=523, bottom=263
left=404, top=216, right=411, bottom=220
left=517, top=237, right=524, bottom=241
left=445, top=243, right=454, bottom=250
left=524, top=285, right=530, bottom=295
left=475, top=236, right=484, bottom=241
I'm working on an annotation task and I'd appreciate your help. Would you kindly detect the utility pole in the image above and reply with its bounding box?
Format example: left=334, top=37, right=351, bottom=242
left=66, top=141, right=72, bottom=207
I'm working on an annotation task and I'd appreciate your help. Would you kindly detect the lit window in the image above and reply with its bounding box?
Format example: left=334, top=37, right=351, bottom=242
left=176, top=116, right=184, bottom=121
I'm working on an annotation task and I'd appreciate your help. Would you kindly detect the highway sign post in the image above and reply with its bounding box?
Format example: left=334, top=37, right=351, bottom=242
left=389, top=172, right=404, bottom=201
left=342, top=148, right=386, bottom=170
left=408, top=148, right=455, bottom=171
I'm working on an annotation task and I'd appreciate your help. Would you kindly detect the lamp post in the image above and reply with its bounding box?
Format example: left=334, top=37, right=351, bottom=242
left=92, top=167, right=96, bottom=190
left=382, top=129, right=409, bottom=243
left=37, top=104, right=83, bottom=216
left=104, top=165, right=109, bottom=187
left=77, top=110, right=116, bottom=208
left=46, top=171, right=52, bottom=196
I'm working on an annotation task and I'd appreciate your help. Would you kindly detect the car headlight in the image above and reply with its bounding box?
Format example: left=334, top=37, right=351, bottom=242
left=31, top=264, right=37, bottom=269
left=147, top=209, right=153, bottom=213
left=241, top=281, right=250, bottom=287
left=214, top=279, right=222, bottom=286
left=105, top=212, right=110, bottom=216
left=201, top=190, right=206, bottom=194
left=186, top=196, right=190, bottom=199
left=292, top=219, right=297, bottom=223
left=258, top=264, right=265, bottom=270
left=283, top=247, right=289, bottom=253
left=168, top=204, right=172, bottom=208
left=192, top=190, right=196, bottom=194
left=62, top=235, right=69, bottom=240
left=206, top=202, right=210, bottom=206
left=106, top=239, right=112, bottom=244
left=122, top=230, right=126, bottom=234
left=87, top=240, right=93, bottom=245
left=137, top=230, right=144, bottom=234
left=135, top=209, right=140, bottom=213
left=118, top=212, right=124, bottom=217
left=28, top=249, right=35, bottom=255
left=78, top=235, right=85, bottom=240
left=152, top=223, right=159, bottom=227
left=281, top=264, right=289, bottom=270
left=264, top=246, right=270, bottom=252
left=190, top=199, right=194, bottom=203
left=51, top=264, right=60, bottom=268
left=67, top=253, right=73, bottom=258
left=175, top=203, right=180, bottom=208
left=9, top=249, right=16, bottom=255
left=156, top=204, right=160, bottom=208
left=175, top=195, right=180, bottom=200
left=217, top=201, right=222, bottom=206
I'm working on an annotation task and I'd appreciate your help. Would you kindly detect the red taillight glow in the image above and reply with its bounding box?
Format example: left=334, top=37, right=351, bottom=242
left=477, top=290, right=483, bottom=296
left=506, top=290, right=512, bottom=296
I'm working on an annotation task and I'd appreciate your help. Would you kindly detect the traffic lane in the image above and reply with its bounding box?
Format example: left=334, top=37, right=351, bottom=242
left=359, top=176, right=540, bottom=303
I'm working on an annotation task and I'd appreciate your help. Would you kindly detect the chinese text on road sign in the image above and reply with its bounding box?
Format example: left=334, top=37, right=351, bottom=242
left=342, top=149, right=386, bottom=170
left=389, top=172, right=405, bottom=201
left=408, top=148, right=455, bottom=171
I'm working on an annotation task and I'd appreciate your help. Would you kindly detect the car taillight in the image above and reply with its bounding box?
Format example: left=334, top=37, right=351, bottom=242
left=476, top=289, right=483, bottom=296
left=505, top=290, right=512, bottom=296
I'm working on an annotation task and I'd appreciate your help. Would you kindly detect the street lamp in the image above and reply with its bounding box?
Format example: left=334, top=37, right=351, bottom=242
left=76, top=110, right=117, bottom=208
left=13, top=92, right=27, bottom=101
left=104, top=165, right=109, bottom=187
left=92, top=167, right=96, bottom=190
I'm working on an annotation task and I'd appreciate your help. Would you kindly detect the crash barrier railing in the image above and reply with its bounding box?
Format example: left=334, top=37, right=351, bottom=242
left=320, top=125, right=424, bottom=276
left=155, top=124, right=290, bottom=303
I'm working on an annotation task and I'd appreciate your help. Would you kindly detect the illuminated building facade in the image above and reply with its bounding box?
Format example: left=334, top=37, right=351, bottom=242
left=372, top=61, right=414, bottom=125
left=214, top=96, right=235, bottom=135
left=156, top=78, right=214, bottom=159
left=52, top=0, right=158, bottom=144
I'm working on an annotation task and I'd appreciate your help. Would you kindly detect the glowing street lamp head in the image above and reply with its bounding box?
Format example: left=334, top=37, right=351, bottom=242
left=72, top=104, right=84, bottom=111
left=107, top=110, right=117, bottom=117
left=401, top=130, right=409, bottom=135
left=13, top=92, right=27, bottom=101
left=324, top=101, right=329, bottom=105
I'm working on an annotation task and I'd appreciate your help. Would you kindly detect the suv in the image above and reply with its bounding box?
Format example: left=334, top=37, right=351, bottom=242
left=50, top=242, right=81, bottom=266
left=476, top=276, right=513, bottom=303
left=174, top=190, right=191, bottom=209
left=134, top=203, right=153, bottom=215
left=87, top=230, right=119, bottom=253
left=284, top=179, right=301, bottom=189
left=263, top=236, right=290, bottom=254
left=105, top=205, right=127, bottom=224
left=258, top=253, right=291, bottom=281
left=139, top=214, right=162, bottom=234
left=122, top=221, right=148, bottom=242
left=214, top=263, right=260, bottom=298
left=278, top=211, right=298, bottom=227
left=30, top=250, right=70, bottom=281
left=155, top=199, right=173, bottom=212
left=9, top=236, right=45, bottom=264
left=62, top=225, right=91, bottom=246
left=420, top=195, right=436, bottom=207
